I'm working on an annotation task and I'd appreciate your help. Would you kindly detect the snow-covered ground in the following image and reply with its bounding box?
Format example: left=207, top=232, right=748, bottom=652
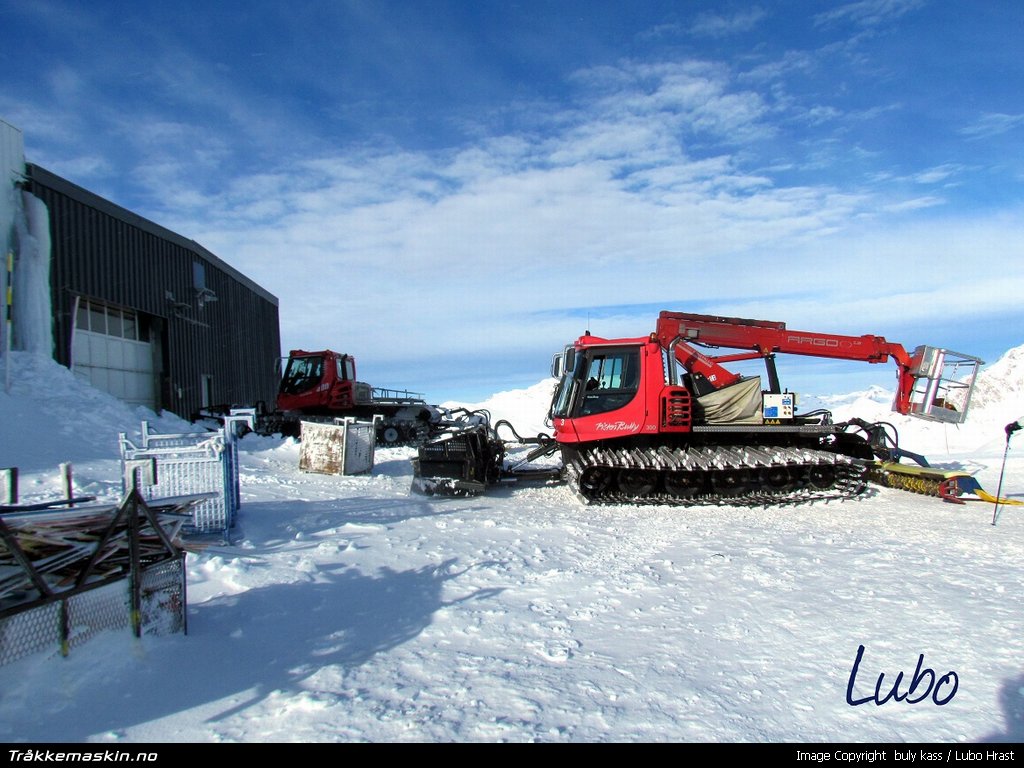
left=0, top=349, right=1022, bottom=743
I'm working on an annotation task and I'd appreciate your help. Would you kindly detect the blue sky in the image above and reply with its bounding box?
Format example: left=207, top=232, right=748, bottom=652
left=2, top=0, right=1023, bottom=404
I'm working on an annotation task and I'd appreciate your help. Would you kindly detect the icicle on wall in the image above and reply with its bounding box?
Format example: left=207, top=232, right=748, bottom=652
left=13, top=192, right=53, bottom=354
left=0, top=118, right=54, bottom=358
left=0, top=118, right=23, bottom=361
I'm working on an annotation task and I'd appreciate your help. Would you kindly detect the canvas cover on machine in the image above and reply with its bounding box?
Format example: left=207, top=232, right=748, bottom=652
left=695, top=376, right=763, bottom=424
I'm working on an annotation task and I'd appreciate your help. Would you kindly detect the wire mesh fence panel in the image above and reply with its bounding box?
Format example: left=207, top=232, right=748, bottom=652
left=140, top=558, right=186, bottom=636
left=65, top=580, right=130, bottom=654
left=0, top=601, right=61, bottom=666
left=142, top=450, right=228, bottom=534
left=0, top=559, right=186, bottom=667
left=120, top=421, right=245, bottom=536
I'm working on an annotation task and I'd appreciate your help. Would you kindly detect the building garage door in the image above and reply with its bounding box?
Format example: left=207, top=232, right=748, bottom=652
left=71, top=299, right=156, bottom=411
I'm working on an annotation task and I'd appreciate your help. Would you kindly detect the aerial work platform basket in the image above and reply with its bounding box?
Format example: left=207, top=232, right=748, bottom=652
left=905, top=346, right=983, bottom=424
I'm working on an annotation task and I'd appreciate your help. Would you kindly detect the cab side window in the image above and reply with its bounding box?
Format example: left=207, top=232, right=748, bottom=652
left=579, top=349, right=640, bottom=416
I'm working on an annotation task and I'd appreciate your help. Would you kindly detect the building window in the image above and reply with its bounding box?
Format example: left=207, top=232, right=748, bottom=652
left=201, top=374, right=214, bottom=408
left=75, top=299, right=141, bottom=341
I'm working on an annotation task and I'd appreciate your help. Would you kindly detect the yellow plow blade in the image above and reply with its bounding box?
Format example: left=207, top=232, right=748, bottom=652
left=871, top=461, right=1024, bottom=506
left=970, top=488, right=1024, bottom=506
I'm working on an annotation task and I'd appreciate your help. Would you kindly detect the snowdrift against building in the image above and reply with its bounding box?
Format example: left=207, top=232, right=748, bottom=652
left=0, top=351, right=196, bottom=473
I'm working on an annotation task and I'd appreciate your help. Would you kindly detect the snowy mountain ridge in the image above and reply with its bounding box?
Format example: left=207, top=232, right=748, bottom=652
left=971, top=343, right=1024, bottom=411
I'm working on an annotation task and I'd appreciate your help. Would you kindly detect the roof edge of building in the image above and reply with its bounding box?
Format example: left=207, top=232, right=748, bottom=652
left=26, top=163, right=279, bottom=307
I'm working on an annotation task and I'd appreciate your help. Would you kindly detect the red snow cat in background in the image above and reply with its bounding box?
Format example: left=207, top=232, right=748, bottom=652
left=413, top=310, right=998, bottom=506
left=203, top=349, right=452, bottom=445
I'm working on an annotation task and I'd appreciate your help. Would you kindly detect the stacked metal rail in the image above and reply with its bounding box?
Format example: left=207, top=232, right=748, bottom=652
left=0, top=472, right=202, bottom=666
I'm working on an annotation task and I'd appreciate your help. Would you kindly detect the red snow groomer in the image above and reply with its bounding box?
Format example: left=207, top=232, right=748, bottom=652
left=414, top=310, right=993, bottom=506
left=200, top=349, right=449, bottom=444
left=275, top=350, right=440, bottom=443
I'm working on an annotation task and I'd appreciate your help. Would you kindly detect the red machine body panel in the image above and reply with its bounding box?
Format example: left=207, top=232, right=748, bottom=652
left=550, top=337, right=663, bottom=446
left=276, top=350, right=358, bottom=414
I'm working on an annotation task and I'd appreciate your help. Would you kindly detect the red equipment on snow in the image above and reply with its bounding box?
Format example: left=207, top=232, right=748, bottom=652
left=202, top=349, right=449, bottom=444
left=414, top=310, right=991, bottom=506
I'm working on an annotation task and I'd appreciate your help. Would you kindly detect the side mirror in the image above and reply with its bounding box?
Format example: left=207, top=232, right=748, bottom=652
left=550, top=346, right=575, bottom=378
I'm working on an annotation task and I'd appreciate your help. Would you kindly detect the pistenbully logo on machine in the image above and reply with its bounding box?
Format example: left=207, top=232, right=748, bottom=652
left=595, top=421, right=640, bottom=432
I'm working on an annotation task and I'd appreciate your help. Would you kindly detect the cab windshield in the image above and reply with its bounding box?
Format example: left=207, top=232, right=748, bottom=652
left=550, top=345, right=641, bottom=418
left=280, top=355, right=324, bottom=395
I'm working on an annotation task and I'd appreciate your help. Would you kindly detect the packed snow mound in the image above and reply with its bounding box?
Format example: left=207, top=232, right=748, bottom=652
left=444, top=378, right=558, bottom=437
left=0, top=351, right=198, bottom=470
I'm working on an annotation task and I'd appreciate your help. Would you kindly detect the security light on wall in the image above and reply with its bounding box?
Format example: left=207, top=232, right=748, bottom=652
left=165, top=290, right=191, bottom=314
left=196, top=287, right=218, bottom=309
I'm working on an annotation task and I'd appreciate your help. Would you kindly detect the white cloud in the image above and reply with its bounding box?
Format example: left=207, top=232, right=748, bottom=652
left=882, top=195, right=945, bottom=212
left=8, top=5, right=1022, bottom=399
left=912, top=164, right=964, bottom=185
left=959, top=113, right=1024, bottom=140
left=814, top=0, right=926, bottom=28
left=116, top=52, right=1019, bottom=393
left=690, top=7, right=769, bottom=38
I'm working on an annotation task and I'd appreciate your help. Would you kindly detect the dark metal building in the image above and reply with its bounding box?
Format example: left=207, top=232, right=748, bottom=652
left=25, top=163, right=281, bottom=421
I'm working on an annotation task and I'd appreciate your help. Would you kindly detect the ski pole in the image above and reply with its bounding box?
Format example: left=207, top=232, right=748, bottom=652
left=992, top=420, right=1021, bottom=526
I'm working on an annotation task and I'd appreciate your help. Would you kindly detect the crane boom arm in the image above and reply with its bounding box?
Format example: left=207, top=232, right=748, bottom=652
left=654, top=311, right=923, bottom=415
left=656, top=311, right=913, bottom=365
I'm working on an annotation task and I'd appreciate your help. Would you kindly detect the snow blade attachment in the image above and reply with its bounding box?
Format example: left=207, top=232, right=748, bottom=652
left=411, top=413, right=562, bottom=497
left=411, top=424, right=505, bottom=497
left=870, top=462, right=1024, bottom=506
